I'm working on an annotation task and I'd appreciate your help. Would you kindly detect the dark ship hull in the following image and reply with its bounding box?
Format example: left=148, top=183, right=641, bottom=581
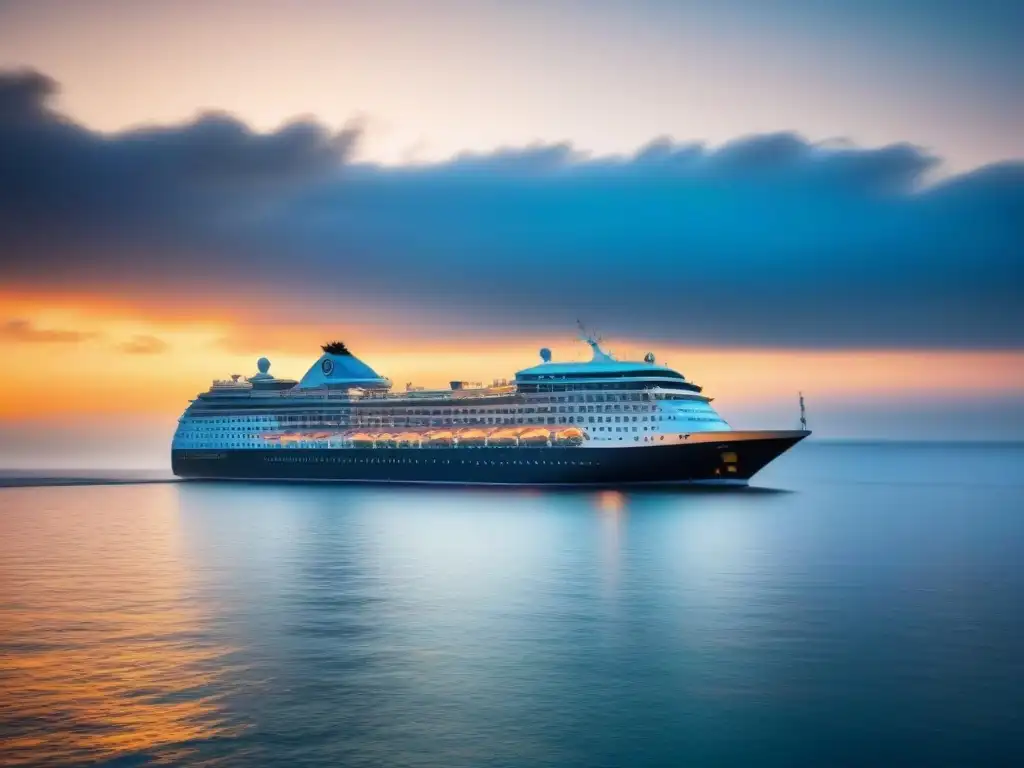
left=172, top=430, right=808, bottom=486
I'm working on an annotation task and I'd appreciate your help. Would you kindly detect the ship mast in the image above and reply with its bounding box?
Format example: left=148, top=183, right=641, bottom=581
left=576, top=319, right=613, bottom=362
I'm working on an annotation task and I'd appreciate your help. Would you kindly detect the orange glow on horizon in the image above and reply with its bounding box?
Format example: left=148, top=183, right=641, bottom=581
left=2, top=295, right=1022, bottom=420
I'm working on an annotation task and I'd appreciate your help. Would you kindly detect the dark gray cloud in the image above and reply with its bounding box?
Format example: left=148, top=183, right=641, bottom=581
left=1, top=69, right=1021, bottom=349
left=0, top=319, right=97, bottom=343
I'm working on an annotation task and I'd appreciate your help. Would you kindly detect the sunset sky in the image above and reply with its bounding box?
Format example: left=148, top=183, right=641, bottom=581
left=1, top=0, right=1022, bottom=467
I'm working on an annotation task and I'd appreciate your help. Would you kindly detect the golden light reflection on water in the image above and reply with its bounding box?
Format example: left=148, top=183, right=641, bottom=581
left=595, top=491, right=626, bottom=593
left=596, top=490, right=625, bottom=515
left=0, top=485, right=244, bottom=766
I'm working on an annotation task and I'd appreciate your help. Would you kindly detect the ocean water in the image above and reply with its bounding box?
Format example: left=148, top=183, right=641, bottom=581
left=0, top=443, right=1022, bottom=767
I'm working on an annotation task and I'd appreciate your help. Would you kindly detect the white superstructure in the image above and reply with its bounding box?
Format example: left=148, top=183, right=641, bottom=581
left=172, top=334, right=731, bottom=452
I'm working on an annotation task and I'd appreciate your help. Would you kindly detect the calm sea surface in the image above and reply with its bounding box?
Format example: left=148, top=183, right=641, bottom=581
left=1, top=443, right=1022, bottom=767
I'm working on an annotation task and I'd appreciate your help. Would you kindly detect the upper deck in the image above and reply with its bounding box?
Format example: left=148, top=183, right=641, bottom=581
left=176, top=335, right=734, bottom=451
left=188, top=334, right=710, bottom=416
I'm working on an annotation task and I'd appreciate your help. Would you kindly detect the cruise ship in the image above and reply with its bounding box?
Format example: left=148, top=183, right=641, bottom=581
left=172, top=334, right=809, bottom=485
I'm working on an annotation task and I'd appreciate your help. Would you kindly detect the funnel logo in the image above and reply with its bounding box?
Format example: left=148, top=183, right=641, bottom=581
left=321, top=358, right=335, bottom=376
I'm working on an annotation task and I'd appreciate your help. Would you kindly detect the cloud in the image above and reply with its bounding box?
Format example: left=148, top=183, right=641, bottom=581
left=0, top=68, right=56, bottom=123
left=0, top=68, right=1021, bottom=350
left=117, top=335, right=169, bottom=355
left=0, top=319, right=97, bottom=344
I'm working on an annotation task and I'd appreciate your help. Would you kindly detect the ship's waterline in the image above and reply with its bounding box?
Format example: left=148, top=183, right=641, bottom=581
left=172, top=334, right=808, bottom=484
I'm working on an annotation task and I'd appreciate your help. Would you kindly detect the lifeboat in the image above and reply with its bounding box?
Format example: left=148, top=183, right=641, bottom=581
left=519, top=428, right=551, bottom=445
left=555, top=427, right=586, bottom=446
left=375, top=432, right=397, bottom=448
left=394, top=432, right=421, bottom=447
left=349, top=432, right=375, bottom=448
left=426, top=430, right=454, bottom=446
left=457, top=429, right=487, bottom=446
left=488, top=429, right=519, bottom=446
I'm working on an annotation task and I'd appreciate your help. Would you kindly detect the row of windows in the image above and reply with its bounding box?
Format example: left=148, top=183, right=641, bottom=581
left=188, top=390, right=703, bottom=419
left=180, top=433, right=704, bottom=452
left=178, top=432, right=684, bottom=459
left=517, top=370, right=685, bottom=381
left=177, top=433, right=687, bottom=449
left=518, top=381, right=700, bottom=393
left=182, top=443, right=263, bottom=449
left=182, top=410, right=719, bottom=431
left=264, top=456, right=601, bottom=467
left=176, top=413, right=694, bottom=438
left=189, top=400, right=676, bottom=422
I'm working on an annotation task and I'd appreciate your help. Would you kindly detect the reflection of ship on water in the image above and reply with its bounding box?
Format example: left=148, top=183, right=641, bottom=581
left=172, top=331, right=809, bottom=485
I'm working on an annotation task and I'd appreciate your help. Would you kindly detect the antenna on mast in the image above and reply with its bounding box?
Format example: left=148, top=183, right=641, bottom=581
left=799, top=392, right=808, bottom=431
left=576, top=319, right=613, bottom=362
left=576, top=319, right=604, bottom=344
